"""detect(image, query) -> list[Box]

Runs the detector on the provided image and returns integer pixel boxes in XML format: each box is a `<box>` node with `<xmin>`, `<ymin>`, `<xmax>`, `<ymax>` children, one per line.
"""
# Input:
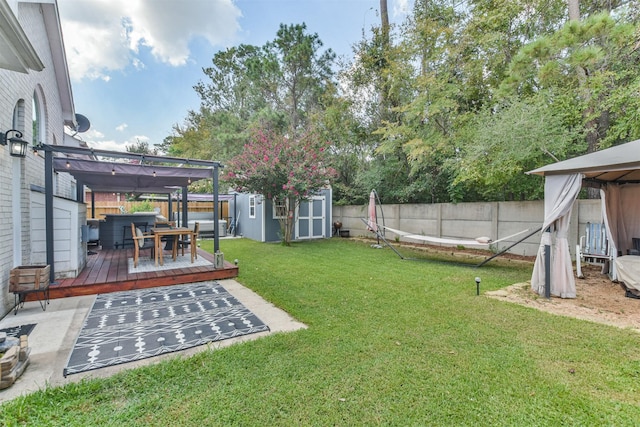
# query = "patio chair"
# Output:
<box><xmin>576</xmin><ymin>222</ymin><xmax>613</xmax><ymax>278</ymax></box>
<box><xmin>131</xmin><ymin>223</ymin><xmax>155</xmax><ymax>268</ymax></box>
<box><xmin>154</xmin><ymin>220</ymin><xmax>176</xmax><ymax>251</ymax></box>
<box><xmin>178</xmin><ymin>222</ymin><xmax>199</xmax><ymax>261</ymax></box>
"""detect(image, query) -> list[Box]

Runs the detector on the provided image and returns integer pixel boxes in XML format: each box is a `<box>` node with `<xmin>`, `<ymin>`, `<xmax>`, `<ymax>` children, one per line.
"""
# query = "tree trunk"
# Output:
<box><xmin>380</xmin><ymin>0</ymin><xmax>389</xmax><ymax>44</ymax></box>
<box><xmin>568</xmin><ymin>0</ymin><xmax>602</xmax><ymax>199</ymax></box>
<box><xmin>568</xmin><ymin>0</ymin><xmax>579</xmax><ymax>20</ymax></box>
<box><xmin>278</xmin><ymin>196</ymin><xmax>296</xmax><ymax>245</ymax></box>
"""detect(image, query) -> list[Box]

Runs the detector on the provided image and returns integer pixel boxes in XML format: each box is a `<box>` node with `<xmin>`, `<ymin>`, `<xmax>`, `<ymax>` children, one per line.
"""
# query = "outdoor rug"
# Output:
<box><xmin>63</xmin><ymin>282</ymin><xmax>269</xmax><ymax>376</ymax></box>
<box><xmin>127</xmin><ymin>254</ymin><xmax>212</xmax><ymax>274</ymax></box>
<box><xmin>0</xmin><ymin>324</ymin><xmax>36</xmax><ymax>338</ymax></box>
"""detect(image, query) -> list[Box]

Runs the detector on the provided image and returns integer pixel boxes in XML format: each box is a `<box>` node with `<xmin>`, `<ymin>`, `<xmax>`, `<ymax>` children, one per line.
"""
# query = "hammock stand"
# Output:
<box><xmin>362</xmin><ymin>218</ymin><xmax>541</xmax><ymax>268</ymax></box>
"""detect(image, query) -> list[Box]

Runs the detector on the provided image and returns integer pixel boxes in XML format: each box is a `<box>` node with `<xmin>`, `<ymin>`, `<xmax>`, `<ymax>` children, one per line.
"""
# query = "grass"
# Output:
<box><xmin>2</xmin><ymin>238</ymin><xmax>640</xmax><ymax>425</ymax></box>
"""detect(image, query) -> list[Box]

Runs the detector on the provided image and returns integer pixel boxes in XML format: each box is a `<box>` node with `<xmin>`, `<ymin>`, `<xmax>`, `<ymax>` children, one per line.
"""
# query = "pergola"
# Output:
<box><xmin>39</xmin><ymin>144</ymin><xmax>223</xmax><ymax>281</ymax></box>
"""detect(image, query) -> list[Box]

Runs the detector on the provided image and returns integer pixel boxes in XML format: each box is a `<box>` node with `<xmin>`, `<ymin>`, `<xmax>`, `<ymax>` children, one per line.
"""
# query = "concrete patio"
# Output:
<box><xmin>0</xmin><ymin>279</ymin><xmax>306</xmax><ymax>404</ymax></box>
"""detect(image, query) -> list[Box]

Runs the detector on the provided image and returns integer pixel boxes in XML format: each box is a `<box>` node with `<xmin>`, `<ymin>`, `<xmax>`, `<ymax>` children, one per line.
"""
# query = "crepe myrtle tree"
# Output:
<box><xmin>224</xmin><ymin>127</ymin><xmax>337</xmax><ymax>245</ymax></box>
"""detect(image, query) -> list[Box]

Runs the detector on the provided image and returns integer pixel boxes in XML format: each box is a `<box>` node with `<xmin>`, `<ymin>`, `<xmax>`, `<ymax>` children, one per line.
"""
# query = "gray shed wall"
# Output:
<box><xmin>235</xmin><ymin>188</ymin><xmax>333</xmax><ymax>243</ymax></box>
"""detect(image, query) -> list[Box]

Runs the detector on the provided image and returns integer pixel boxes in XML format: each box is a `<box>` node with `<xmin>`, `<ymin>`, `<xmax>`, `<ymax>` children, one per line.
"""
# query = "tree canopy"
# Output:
<box><xmin>163</xmin><ymin>1</ymin><xmax>640</xmax><ymax>204</ymax></box>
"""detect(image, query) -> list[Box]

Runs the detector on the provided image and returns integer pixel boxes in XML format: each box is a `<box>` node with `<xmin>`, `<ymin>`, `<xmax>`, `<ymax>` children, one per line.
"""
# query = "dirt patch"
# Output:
<box><xmin>486</xmin><ymin>264</ymin><xmax>640</xmax><ymax>333</ymax></box>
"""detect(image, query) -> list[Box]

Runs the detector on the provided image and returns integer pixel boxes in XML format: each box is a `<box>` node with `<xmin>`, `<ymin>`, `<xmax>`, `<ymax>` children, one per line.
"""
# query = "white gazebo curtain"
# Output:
<box><xmin>531</xmin><ymin>173</ymin><xmax>584</xmax><ymax>298</ymax></box>
<box><xmin>601</xmin><ymin>183</ymin><xmax>640</xmax><ymax>281</ymax></box>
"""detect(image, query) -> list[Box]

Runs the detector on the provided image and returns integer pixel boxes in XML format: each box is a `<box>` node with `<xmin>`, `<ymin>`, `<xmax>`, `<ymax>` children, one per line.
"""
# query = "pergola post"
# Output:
<box><xmin>44</xmin><ymin>148</ymin><xmax>55</xmax><ymax>282</ymax></box>
<box><xmin>213</xmin><ymin>165</ymin><xmax>220</xmax><ymax>253</ymax></box>
<box><xmin>181</xmin><ymin>186</ymin><xmax>188</xmax><ymax>227</ymax></box>
<box><xmin>91</xmin><ymin>191</ymin><xmax>95</xmax><ymax>218</ymax></box>
<box><xmin>76</xmin><ymin>180</ymin><xmax>84</xmax><ymax>203</ymax></box>
<box><xmin>167</xmin><ymin>192</ymin><xmax>173</xmax><ymax>224</ymax></box>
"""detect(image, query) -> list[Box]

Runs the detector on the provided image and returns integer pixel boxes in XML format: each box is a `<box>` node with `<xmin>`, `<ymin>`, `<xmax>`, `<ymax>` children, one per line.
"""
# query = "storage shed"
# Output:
<box><xmin>234</xmin><ymin>188</ymin><xmax>333</xmax><ymax>243</ymax></box>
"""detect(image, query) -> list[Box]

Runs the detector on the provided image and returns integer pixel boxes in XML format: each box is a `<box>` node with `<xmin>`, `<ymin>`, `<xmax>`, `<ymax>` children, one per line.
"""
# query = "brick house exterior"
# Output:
<box><xmin>0</xmin><ymin>0</ymin><xmax>81</xmax><ymax>317</ymax></box>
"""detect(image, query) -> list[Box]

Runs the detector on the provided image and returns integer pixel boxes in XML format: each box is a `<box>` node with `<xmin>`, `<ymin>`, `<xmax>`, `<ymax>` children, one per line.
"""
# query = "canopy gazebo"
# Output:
<box><xmin>527</xmin><ymin>139</ymin><xmax>640</xmax><ymax>298</ymax></box>
<box><xmin>40</xmin><ymin>144</ymin><xmax>223</xmax><ymax>281</ymax></box>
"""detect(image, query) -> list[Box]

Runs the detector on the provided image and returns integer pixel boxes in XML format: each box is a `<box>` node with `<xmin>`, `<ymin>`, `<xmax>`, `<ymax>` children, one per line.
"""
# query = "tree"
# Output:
<box><xmin>167</xmin><ymin>24</ymin><xmax>337</xmax><ymax>175</ymax></box>
<box><xmin>126</xmin><ymin>140</ymin><xmax>157</xmax><ymax>155</ymax></box>
<box><xmin>195</xmin><ymin>44</ymin><xmax>271</xmax><ymax>119</ymax></box>
<box><xmin>194</xmin><ymin>24</ymin><xmax>335</xmax><ymax>136</ymax></box>
<box><xmin>501</xmin><ymin>11</ymin><xmax>640</xmax><ymax>150</ymax></box>
<box><xmin>265</xmin><ymin>23</ymin><xmax>336</xmax><ymax>132</ymax></box>
<box><xmin>377</xmin><ymin>0</ymin><xmax>570</xmax><ymax>203</ymax></box>
<box><xmin>223</xmin><ymin>127</ymin><xmax>336</xmax><ymax>245</ymax></box>
<box><xmin>162</xmin><ymin>108</ymin><xmax>247</xmax><ymax>162</ymax></box>
<box><xmin>452</xmin><ymin>96</ymin><xmax>581</xmax><ymax>201</ymax></box>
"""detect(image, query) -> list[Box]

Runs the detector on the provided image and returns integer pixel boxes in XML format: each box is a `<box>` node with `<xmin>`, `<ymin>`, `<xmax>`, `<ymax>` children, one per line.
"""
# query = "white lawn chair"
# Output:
<box><xmin>576</xmin><ymin>222</ymin><xmax>613</xmax><ymax>278</ymax></box>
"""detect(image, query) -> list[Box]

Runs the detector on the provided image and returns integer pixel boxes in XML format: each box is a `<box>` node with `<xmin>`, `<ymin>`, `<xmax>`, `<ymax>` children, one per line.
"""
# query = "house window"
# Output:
<box><xmin>32</xmin><ymin>91</ymin><xmax>42</xmax><ymax>146</ymax></box>
<box><xmin>249</xmin><ymin>196</ymin><xmax>256</xmax><ymax>218</ymax></box>
<box><xmin>13</xmin><ymin>100</ymin><xmax>25</xmax><ymax>131</ymax></box>
<box><xmin>272</xmin><ymin>198</ymin><xmax>287</xmax><ymax>219</ymax></box>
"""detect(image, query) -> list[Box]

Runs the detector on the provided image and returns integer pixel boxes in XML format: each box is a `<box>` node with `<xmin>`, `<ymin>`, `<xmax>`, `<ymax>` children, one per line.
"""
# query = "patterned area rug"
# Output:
<box><xmin>0</xmin><ymin>324</ymin><xmax>36</xmax><ymax>340</ymax></box>
<box><xmin>128</xmin><ymin>254</ymin><xmax>212</xmax><ymax>273</ymax></box>
<box><xmin>64</xmin><ymin>282</ymin><xmax>269</xmax><ymax>376</ymax></box>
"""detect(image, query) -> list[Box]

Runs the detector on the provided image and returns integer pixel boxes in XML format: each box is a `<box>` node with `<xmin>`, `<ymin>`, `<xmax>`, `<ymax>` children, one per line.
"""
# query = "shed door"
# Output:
<box><xmin>296</xmin><ymin>196</ymin><xmax>325</xmax><ymax>240</ymax></box>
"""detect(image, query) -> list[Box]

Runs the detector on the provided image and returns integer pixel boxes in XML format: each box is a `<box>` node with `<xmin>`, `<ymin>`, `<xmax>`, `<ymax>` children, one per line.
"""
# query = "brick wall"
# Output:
<box><xmin>0</xmin><ymin>2</ymin><xmax>77</xmax><ymax>316</ymax></box>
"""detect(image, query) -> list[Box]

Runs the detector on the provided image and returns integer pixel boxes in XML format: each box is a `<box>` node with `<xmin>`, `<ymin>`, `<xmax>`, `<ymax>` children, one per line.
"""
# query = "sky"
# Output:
<box><xmin>57</xmin><ymin>0</ymin><xmax>412</xmax><ymax>152</ymax></box>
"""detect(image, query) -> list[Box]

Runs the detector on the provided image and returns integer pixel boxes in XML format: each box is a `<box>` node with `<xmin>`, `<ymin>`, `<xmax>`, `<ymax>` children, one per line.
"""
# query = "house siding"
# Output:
<box><xmin>0</xmin><ymin>1</ymin><xmax>79</xmax><ymax>316</ymax></box>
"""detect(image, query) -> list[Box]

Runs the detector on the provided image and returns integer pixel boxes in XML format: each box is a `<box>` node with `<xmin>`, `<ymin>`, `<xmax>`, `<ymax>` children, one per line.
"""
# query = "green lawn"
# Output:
<box><xmin>2</xmin><ymin>238</ymin><xmax>640</xmax><ymax>426</ymax></box>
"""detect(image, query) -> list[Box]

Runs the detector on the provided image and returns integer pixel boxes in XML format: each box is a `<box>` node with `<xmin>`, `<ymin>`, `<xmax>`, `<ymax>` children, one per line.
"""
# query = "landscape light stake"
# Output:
<box><xmin>475</xmin><ymin>277</ymin><xmax>481</xmax><ymax>296</ymax></box>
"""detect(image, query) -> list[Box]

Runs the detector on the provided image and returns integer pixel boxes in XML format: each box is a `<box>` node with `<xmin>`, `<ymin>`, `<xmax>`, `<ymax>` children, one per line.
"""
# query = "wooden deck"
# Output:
<box><xmin>31</xmin><ymin>247</ymin><xmax>239</xmax><ymax>300</ymax></box>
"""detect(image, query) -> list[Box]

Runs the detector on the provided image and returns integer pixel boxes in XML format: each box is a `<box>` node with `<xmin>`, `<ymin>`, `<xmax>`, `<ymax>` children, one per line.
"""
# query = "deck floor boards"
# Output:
<box><xmin>30</xmin><ymin>247</ymin><xmax>238</xmax><ymax>300</ymax></box>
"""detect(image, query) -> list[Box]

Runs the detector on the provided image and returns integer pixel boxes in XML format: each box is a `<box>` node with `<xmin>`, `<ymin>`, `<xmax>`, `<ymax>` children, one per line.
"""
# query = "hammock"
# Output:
<box><xmin>361</xmin><ymin>218</ymin><xmax>542</xmax><ymax>267</ymax></box>
<box><xmin>380</xmin><ymin>224</ymin><xmax>536</xmax><ymax>247</ymax></box>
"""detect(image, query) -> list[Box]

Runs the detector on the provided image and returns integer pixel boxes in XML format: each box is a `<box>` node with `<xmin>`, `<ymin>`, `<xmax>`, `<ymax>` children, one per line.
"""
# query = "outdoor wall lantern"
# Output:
<box><xmin>0</xmin><ymin>129</ymin><xmax>29</xmax><ymax>158</ymax></box>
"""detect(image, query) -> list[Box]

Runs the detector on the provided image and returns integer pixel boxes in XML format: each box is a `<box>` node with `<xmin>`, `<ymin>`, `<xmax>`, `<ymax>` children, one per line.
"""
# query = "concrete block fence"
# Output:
<box><xmin>332</xmin><ymin>200</ymin><xmax>602</xmax><ymax>259</ymax></box>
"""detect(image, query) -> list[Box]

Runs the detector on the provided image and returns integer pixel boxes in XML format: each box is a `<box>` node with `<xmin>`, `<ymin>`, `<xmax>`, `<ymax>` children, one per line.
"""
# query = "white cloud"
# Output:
<box><xmin>129</xmin><ymin>135</ymin><xmax>150</xmax><ymax>144</ymax></box>
<box><xmin>78</xmin><ymin>127</ymin><xmax>128</xmax><ymax>152</ymax></box>
<box><xmin>393</xmin><ymin>0</ymin><xmax>412</xmax><ymax>17</ymax></box>
<box><xmin>84</xmin><ymin>128</ymin><xmax>105</xmax><ymax>140</ymax></box>
<box><xmin>116</xmin><ymin>123</ymin><xmax>128</xmax><ymax>132</ymax></box>
<box><xmin>58</xmin><ymin>0</ymin><xmax>242</xmax><ymax>81</ymax></box>
<box><xmin>86</xmin><ymin>139</ymin><xmax>128</xmax><ymax>152</ymax></box>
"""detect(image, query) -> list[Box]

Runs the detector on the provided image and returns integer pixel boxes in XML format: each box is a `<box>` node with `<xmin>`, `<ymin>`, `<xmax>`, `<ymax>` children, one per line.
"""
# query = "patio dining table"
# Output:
<box><xmin>150</xmin><ymin>227</ymin><xmax>194</xmax><ymax>266</ymax></box>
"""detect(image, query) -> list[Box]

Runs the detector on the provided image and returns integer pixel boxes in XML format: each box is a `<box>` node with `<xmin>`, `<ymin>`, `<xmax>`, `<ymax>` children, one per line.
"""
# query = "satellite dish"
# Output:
<box><xmin>75</xmin><ymin>114</ymin><xmax>91</xmax><ymax>133</ymax></box>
